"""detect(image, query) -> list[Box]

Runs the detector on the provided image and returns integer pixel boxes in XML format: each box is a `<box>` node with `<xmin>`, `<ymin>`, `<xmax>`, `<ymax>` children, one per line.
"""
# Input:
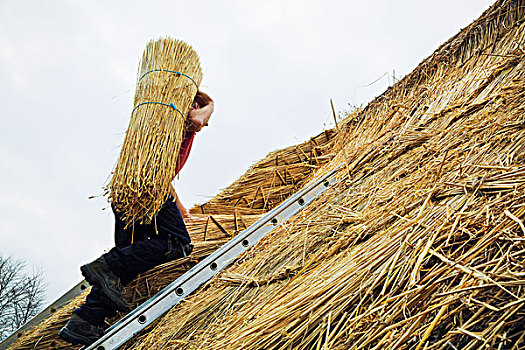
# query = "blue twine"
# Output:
<box><xmin>132</xmin><ymin>101</ymin><xmax>184</xmax><ymax>118</ymax></box>
<box><xmin>138</xmin><ymin>69</ymin><xmax>199</xmax><ymax>88</ymax></box>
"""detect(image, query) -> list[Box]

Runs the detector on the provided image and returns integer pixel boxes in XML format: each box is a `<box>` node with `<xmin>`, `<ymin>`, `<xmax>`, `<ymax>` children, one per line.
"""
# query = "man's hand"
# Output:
<box><xmin>187</xmin><ymin>91</ymin><xmax>214</xmax><ymax>132</ymax></box>
<box><xmin>170</xmin><ymin>184</ymin><xmax>205</xmax><ymax>222</ymax></box>
<box><xmin>179</xmin><ymin>207</ymin><xmax>203</xmax><ymax>222</ymax></box>
<box><xmin>179</xmin><ymin>204</ymin><xmax>205</xmax><ymax>222</ymax></box>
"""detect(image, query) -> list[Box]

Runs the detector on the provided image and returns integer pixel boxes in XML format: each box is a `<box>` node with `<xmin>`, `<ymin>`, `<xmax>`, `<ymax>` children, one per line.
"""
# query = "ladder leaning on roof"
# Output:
<box><xmin>0</xmin><ymin>163</ymin><xmax>342</xmax><ymax>350</ymax></box>
<box><xmin>86</xmin><ymin>164</ymin><xmax>343</xmax><ymax>350</ymax></box>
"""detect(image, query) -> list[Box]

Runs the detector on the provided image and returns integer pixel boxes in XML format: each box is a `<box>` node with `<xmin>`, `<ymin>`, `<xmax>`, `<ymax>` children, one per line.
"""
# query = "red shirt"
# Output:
<box><xmin>175</xmin><ymin>131</ymin><xmax>195</xmax><ymax>175</ymax></box>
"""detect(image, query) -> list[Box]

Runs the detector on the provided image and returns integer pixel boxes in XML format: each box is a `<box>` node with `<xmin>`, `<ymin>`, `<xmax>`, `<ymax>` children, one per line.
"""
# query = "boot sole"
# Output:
<box><xmin>81</xmin><ymin>264</ymin><xmax>130</xmax><ymax>312</ymax></box>
<box><xmin>58</xmin><ymin>327</ymin><xmax>97</xmax><ymax>346</ymax></box>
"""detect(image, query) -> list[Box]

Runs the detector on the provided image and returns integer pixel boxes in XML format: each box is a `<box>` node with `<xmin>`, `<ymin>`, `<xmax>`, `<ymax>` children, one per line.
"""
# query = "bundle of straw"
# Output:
<box><xmin>108</xmin><ymin>38</ymin><xmax>202</xmax><ymax>226</ymax></box>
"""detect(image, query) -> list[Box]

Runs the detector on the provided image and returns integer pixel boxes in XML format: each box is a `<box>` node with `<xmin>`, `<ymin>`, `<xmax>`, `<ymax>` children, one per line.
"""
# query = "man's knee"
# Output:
<box><xmin>164</xmin><ymin>237</ymin><xmax>193</xmax><ymax>260</ymax></box>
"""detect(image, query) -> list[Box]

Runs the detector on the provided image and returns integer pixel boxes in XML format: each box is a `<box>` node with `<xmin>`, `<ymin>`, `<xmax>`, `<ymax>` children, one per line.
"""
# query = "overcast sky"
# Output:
<box><xmin>0</xmin><ymin>0</ymin><xmax>494</xmax><ymax>304</ymax></box>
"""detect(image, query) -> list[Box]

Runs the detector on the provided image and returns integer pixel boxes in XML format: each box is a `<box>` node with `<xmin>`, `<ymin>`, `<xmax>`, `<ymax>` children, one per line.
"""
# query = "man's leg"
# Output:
<box><xmin>104</xmin><ymin>195</ymin><xmax>191</xmax><ymax>282</ymax></box>
<box><xmin>80</xmin><ymin>255</ymin><xmax>129</xmax><ymax>312</ymax></box>
<box><xmin>77</xmin><ymin>206</ymin><xmax>153</xmax><ymax>313</ymax></box>
<box><xmin>155</xmin><ymin>196</ymin><xmax>191</xmax><ymax>245</ymax></box>
<box><xmin>60</xmin><ymin>197</ymin><xmax>191</xmax><ymax>345</ymax></box>
<box><xmin>59</xmin><ymin>208</ymin><xmax>144</xmax><ymax>345</ymax></box>
<box><xmin>58</xmin><ymin>286</ymin><xmax>109</xmax><ymax>345</ymax></box>
<box><xmin>104</xmin><ymin>236</ymin><xmax>187</xmax><ymax>281</ymax></box>
<box><xmin>74</xmin><ymin>285</ymin><xmax>117</xmax><ymax>324</ymax></box>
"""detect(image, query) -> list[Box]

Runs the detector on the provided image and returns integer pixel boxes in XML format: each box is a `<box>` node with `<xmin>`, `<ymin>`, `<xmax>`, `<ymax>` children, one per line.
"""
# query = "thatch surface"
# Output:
<box><xmin>116</xmin><ymin>0</ymin><xmax>525</xmax><ymax>349</ymax></box>
<box><xmin>109</xmin><ymin>38</ymin><xmax>202</xmax><ymax>226</ymax></box>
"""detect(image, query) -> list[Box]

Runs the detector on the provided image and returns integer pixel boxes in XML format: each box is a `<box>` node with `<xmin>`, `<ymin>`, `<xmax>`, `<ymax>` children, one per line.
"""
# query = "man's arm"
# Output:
<box><xmin>170</xmin><ymin>183</ymin><xmax>199</xmax><ymax>221</ymax></box>
<box><xmin>170</xmin><ymin>91</ymin><xmax>213</xmax><ymax>222</ymax></box>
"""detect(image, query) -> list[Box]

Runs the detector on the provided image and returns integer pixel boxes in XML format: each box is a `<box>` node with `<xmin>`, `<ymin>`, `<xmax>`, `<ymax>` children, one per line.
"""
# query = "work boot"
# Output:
<box><xmin>80</xmin><ymin>256</ymin><xmax>130</xmax><ymax>312</ymax></box>
<box><xmin>58</xmin><ymin>313</ymin><xmax>104</xmax><ymax>346</ymax></box>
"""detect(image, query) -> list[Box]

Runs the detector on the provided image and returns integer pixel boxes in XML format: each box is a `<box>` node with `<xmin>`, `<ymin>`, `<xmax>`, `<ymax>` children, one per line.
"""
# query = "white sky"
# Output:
<box><xmin>0</xmin><ymin>0</ymin><xmax>494</xmax><ymax>304</ymax></box>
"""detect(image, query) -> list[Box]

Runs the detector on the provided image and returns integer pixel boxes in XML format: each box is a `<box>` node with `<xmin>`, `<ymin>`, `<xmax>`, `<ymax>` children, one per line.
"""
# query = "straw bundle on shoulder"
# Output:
<box><xmin>108</xmin><ymin>38</ymin><xmax>202</xmax><ymax>226</ymax></box>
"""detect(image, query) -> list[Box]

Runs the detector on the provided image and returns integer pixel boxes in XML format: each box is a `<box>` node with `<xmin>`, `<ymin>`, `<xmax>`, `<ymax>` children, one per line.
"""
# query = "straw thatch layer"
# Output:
<box><xmin>114</xmin><ymin>0</ymin><xmax>525</xmax><ymax>349</ymax></box>
<box><xmin>109</xmin><ymin>38</ymin><xmax>202</xmax><ymax>226</ymax></box>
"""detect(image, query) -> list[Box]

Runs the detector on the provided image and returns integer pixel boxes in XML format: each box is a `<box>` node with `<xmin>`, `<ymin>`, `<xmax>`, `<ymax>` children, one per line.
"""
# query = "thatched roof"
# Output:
<box><xmin>9</xmin><ymin>0</ymin><xmax>525</xmax><ymax>348</ymax></box>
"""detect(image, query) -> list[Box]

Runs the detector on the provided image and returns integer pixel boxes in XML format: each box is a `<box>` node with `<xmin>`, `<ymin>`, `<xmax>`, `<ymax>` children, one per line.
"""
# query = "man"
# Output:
<box><xmin>59</xmin><ymin>91</ymin><xmax>214</xmax><ymax>346</ymax></box>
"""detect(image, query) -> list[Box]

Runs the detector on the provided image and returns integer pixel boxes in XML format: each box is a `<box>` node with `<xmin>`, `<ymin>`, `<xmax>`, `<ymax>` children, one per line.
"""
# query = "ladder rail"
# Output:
<box><xmin>0</xmin><ymin>280</ymin><xmax>90</xmax><ymax>350</ymax></box>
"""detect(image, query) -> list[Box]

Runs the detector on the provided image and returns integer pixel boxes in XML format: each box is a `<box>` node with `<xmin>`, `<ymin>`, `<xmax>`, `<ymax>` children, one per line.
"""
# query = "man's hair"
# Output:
<box><xmin>193</xmin><ymin>90</ymin><xmax>213</xmax><ymax>108</ymax></box>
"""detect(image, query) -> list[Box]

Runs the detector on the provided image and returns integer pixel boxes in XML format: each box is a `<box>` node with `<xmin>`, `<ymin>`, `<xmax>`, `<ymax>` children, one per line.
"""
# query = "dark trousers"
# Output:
<box><xmin>74</xmin><ymin>196</ymin><xmax>190</xmax><ymax>326</ymax></box>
